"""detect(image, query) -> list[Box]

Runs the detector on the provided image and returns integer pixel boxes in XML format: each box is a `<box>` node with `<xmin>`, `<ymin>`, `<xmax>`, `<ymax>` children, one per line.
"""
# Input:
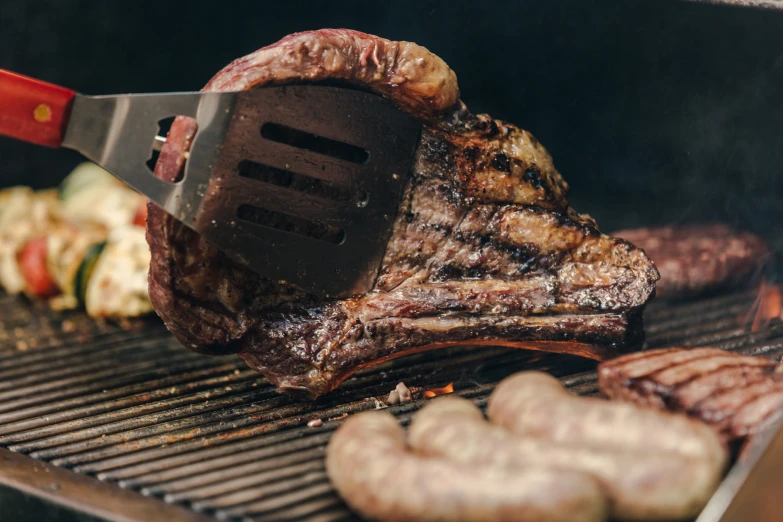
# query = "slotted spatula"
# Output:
<box><xmin>0</xmin><ymin>69</ymin><xmax>421</xmax><ymax>297</ymax></box>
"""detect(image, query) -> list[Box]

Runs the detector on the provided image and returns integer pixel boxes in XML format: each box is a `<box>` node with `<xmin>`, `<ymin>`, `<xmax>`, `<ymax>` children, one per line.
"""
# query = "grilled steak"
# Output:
<box><xmin>613</xmin><ymin>225</ymin><xmax>769</xmax><ymax>299</ymax></box>
<box><xmin>147</xmin><ymin>29</ymin><xmax>658</xmax><ymax>398</ymax></box>
<box><xmin>598</xmin><ymin>347</ymin><xmax>783</xmax><ymax>442</ymax></box>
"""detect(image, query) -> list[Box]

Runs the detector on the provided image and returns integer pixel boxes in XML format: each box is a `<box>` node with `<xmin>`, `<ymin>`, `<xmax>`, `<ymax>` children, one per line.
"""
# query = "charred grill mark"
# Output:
<box><xmin>619</xmin><ymin>352</ymin><xmax>721</xmax><ymax>407</ymax></box>
<box><xmin>400</xmin><ymin>210</ymin><xmax>455</xmax><ymax>235</ymax></box>
<box><xmin>525</xmin><ymin>166</ymin><xmax>543</xmax><ymax>190</ymax></box>
<box><xmin>484</xmin><ymin>120</ymin><xmax>501</xmax><ymax>137</ymax></box>
<box><xmin>601</xmin><ymin>348</ymin><xmax>782</xmax><ymax>441</ymax></box>
<box><xmin>675</xmin><ymin>365</ymin><xmax>771</xmax><ymax>412</ymax></box>
<box><xmin>491</xmin><ymin>153</ymin><xmax>511</xmax><ymax>172</ymax></box>
<box><xmin>452</xmin><ymin>230</ymin><xmax>492</xmax><ymax>247</ymax></box>
<box><xmin>422</xmin><ymin>128</ymin><xmax>451</xmax><ymax>160</ymax></box>
<box><xmin>691</xmin><ymin>382</ymin><xmax>782</xmax><ymax>433</ymax></box>
<box><xmin>430</xmin><ymin>264</ymin><xmax>464</xmax><ymax>282</ymax></box>
<box><xmin>617</xmin><ymin>349</ymin><xmax>719</xmax><ymax>380</ymax></box>
<box><xmin>465</xmin><ymin>117</ymin><xmax>501</xmax><ymax>137</ymax></box>
<box><xmin>498</xmin><ymin>242</ymin><xmax>541</xmax><ymax>267</ymax></box>
<box><xmin>651</xmin><ymin>358</ymin><xmax>765</xmax><ymax>388</ymax></box>
<box><xmin>429</xmin><ymin>264</ymin><xmax>489</xmax><ymax>282</ymax></box>
<box><xmin>690</xmin><ymin>376</ymin><xmax>776</xmax><ymax>419</ymax></box>
<box><xmin>732</xmin><ymin>391</ymin><xmax>783</xmax><ymax>436</ymax></box>
<box><xmin>421</xmin><ymin>140</ymin><xmax>466</xmax><ymax>207</ymax></box>
<box><xmin>385</xmin><ymin>252</ymin><xmax>442</xmax><ymax>271</ymax></box>
<box><xmin>440</xmin><ymin>230</ymin><xmax>540</xmax><ymax>278</ymax></box>
<box><xmin>418</xmin><ymin>221</ymin><xmax>452</xmax><ymax>233</ymax></box>
<box><xmin>462</xmin><ymin>145</ymin><xmax>480</xmax><ymax>160</ymax></box>
<box><xmin>451</xmin><ymin>135</ymin><xmax>557</xmax><ymax>207</ymax></box>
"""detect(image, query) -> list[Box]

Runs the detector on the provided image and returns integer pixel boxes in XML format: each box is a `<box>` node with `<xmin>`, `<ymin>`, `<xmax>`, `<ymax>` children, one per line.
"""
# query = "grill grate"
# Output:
<box><xmin>0</xmin><ymin>288</ymin><xmax>780</xmax><ymax>522</ymax></box>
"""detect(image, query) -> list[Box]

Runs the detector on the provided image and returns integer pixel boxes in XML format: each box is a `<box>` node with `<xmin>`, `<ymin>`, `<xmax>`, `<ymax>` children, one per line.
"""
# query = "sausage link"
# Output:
<box><xmin>326</xmin><ymin>410</ymin><xmax>607</xmax><ymax>522</ymax></box>
<box><xmin>410</xmin><ymin>397</ymin><xmax>725</xmax><ymax>521</ymax></box>
<box><xmin>487</xmin><ymin>371</ymin><xmax>727</xmax><ymax>462</ymax></box>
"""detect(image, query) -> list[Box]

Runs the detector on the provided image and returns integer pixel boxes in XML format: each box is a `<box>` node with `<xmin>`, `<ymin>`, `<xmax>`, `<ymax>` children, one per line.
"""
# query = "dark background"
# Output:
<box><xmin>1</xmin><ymin>0</ymin><xmax>782</xmax><ymax>241</ymax></box>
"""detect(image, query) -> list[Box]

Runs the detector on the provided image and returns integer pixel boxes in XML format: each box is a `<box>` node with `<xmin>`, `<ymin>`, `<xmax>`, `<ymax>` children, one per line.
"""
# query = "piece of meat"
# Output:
<box><xmin>410</xmin><ymin>396</ymin><xmax>725</xmax><ymax>521</ymax></box>
<box><xmin>326</xmin><ymin>410</ymin><xmax>607</xmax><ymax>522</ymax></box>
<box><xmin>598</xmin><ymin>347</ymin><xmax>783</xmax><ymax>442</ymax></box>
<box><xmin>487</xmin><ymin>371</ymin><xmax>725</xmax><ymax>461</ymax></box>
<box><xmin>613</xmin><ymin>224</ymin><xmax>769</xmax><ymax>299</ymax></box>
<box><xmin>147</xmin><ymin>29</ymin><xmax>658</xmax><ymax>398</ymax></box>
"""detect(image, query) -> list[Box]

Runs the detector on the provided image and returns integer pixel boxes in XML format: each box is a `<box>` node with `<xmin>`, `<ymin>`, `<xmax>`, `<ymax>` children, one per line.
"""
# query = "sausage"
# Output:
<box><xmin>410</xmin><ymin>397</ymin><xmax>725</xmax><ymax>521</ymax></box>
<box><xmin>326</xmin><ymin>410</ymin><xmax>607</xmax><ymax>522</ymax></box>
<box><xmin>487</xmin><ymin>371</ymin><xmax>727</xmax><ymax>462</ymax></box>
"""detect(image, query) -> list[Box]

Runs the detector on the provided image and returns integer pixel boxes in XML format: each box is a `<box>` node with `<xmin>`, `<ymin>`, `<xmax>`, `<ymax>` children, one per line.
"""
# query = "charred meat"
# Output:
<box><xmin>613</xmin><ymin>225</ymin><xmax>769</xmax><ymax>299</ymax></box>
<box><xmin>147</xmin><ymin>29</ymin><xmax>658</xmax><ymax>398</ymax></box>
<box><xmin>598</xmin><ymin>347</ymin><xmax>783</xmax><ymax>443</ymax></box>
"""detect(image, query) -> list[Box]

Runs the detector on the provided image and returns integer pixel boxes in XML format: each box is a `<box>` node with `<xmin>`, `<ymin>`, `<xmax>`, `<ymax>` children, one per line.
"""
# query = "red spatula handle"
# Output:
<box><xmin>0</xmin><ymin>69</ymin><xmax>76</xmax><ymax>148</ymax></box>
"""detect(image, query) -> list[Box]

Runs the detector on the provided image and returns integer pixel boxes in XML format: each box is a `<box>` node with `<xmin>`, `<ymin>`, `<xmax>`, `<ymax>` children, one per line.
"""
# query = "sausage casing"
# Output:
<box><xmin>326</xmin><ymin>410</ymin><xmax>606</xmax><ymax>522</ymax></box>
<box><xmin>487</xmin><ymin>371</ymin><xmax>726</xmax><ymax>462</ymax></box>
<box><xmin>411</xmin><ymin>396</ymin><xmax>725</xmax><ymax>521</ymax></box>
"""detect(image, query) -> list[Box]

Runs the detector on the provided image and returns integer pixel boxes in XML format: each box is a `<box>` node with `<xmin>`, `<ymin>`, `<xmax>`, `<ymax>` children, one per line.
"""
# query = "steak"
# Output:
<box><xmin>613</xmin><ymin>225</ymin><xmax>769</xmax><ymax>299</ymax></box>
<box><xmin>147</xmin><ymin>29</ymin><xmax>658</xmax><ymax>398</ymax></box>
<box><xmin>598</xmin><ymin>347</ymin><xmax>783</xmax><ymax>442</ymax></box>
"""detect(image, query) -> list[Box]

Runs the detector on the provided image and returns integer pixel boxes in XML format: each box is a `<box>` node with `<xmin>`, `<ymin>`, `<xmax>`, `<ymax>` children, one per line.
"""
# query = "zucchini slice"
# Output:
<box><xmin>46</xmin><ymin>225</ymin><xmax>107</xmax><ymax>299</ymax></box>
<box><xmin>74</xmin><ymin>241</ymin><xmax>107</xmax><ymax>306</ymax></box>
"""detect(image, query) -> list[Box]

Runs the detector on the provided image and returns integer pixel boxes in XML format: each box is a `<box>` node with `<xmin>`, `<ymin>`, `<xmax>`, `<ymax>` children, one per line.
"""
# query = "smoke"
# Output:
<box><xmin>517</xmin><ymin>0</ymin><xmax>783</xmax><ymax>256</ymax></box>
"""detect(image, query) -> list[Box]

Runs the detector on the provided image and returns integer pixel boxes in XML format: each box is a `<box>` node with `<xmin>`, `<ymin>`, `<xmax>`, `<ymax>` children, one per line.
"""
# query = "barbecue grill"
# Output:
<box><xmin>2</xmin><ymin>0</ymin><xmax>783</xmax><ymax>520</ymax></box>
<box><xmin>0</xmin><ymin>289</ymin><xmax>779</xmax><ymax>522</ymax></box>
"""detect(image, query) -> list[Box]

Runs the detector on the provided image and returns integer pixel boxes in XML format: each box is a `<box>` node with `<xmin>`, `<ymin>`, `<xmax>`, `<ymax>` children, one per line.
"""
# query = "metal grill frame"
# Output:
<box><xmin>0</xmin><ymin>289</ymin><xmax>779</xmax><ymax>522</ymax></box>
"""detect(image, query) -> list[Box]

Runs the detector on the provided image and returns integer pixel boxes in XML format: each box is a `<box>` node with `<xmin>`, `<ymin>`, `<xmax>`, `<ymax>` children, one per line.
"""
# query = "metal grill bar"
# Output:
<box><xmin>3</xmin><ymin>376</ymin><xmax>262</xmax><ymax>448</ymax></box>
<box><xmin>0</xmin><ymin>364</ymin><xmax>253</xmax><ymax>431</ymax></box>
<box><xmin>0</xmin><ymin>288</ymin><xmax>780</xmax><ymax>522</ymax></box>
<box><xmin>0</xmin><ymin>358</ymin><xmax>221</xmax><ymax>416</ymax></box>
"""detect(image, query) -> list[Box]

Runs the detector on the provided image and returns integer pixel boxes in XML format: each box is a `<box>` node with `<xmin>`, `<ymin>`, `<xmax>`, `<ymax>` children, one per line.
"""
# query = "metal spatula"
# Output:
<box><xmin>697</xmin><ymin>410</ymin><xmax>783</xmax><ymax>522</ymax></box>
<box><xmin>0</xmin><ymin>69</ymin><xmax>421</xmax><ymax>297</ymax></box>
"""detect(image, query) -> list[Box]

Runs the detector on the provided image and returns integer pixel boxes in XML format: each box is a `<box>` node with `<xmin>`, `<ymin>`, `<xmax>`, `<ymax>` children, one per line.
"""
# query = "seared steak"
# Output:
<box><xmin>598</xmin><ymin>347</ymin><xmax>783</xmax><ymax>442</ymax></box>
<box><xmin>147</xmin><ymin>29</ymin><xmax>658</xmax><ymax>398</ymax></box>
<box><xmin>613</xmin><ymin>225</ymin><xmax>769</xmax><ymax>299</ymax></box>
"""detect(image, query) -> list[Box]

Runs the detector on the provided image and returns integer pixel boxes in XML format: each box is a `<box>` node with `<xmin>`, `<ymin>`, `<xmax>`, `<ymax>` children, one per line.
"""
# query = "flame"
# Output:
<box><xmin>744</xmin><ymin>280</ymin><xmax>782</xmax><ymax>333</ymax></box>
<box><xmin>423</xmin><ymin>383</ymin><xmax>455</xmax><ymax>399</ymax></box>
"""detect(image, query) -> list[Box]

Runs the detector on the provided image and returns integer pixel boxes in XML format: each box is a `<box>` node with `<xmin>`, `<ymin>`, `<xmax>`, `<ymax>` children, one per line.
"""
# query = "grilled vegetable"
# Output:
<box><xmin>2</xmin><ymin>163</ymin><xmax>153</xmax><ymax>318</ymax></box>
<box><xmin>83</xmin><ymin>226</ymin><xmax>152</xmax><ymax>318</ymax></box>
<box><xmin>60</xmin><ymin>162</ymin><xmax>145</xmax><ymax>230</ymax></box>
<box><xmin>58</xmin><ymin>162</ymin><xmax>118</xmax><ymax>202</ymax></box>
<box><xmin>19</xmin><ymin>237</ymin><xmax>59</xmax><ymax>297</ymax></box>
<box><xmin>132</xmin><ymin>203</ymin><xmax>148</xmax><ymax>227</ymax></box>
<box><xmin>74</xmin><ymin>241</ymin><xmax>107</xmax><ymax>306</ymax></box>
<box><xmin>0</xmin><ymin>186</ymin><xmax>35</xmax><ymax>231</ymax></box>
<box><xmin>45</xmin><ymin>224</ymin><xmax>108</xmax><ymax>310</ymax></box>
<box><xmin>0</xmin><ymin>189</ymin><xmax>61</xmax><ymax>295</ymax></box>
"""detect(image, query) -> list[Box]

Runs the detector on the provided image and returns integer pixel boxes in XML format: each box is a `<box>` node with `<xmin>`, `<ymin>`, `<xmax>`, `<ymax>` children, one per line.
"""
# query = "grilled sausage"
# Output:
<box><xmin>326</xmin><ymin>410</ymin><xmax>607</xmax><ymax>522</ymax></box>
<box><xmin>487</xmin><ymin>371</ymin><xmax>727</xmax><ymax>462</ymax></box>
<box><xmin>410</xmin><ymin>397</ymin><xmax>725</xmax><ymax>521</ymax></box>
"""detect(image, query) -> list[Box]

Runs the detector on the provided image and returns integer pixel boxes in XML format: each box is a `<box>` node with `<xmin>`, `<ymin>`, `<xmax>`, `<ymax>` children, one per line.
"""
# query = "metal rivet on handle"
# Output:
<box><xmin>33</xmin><ymin>104</ymin><xmax>52</xmax><ymax>123</ymax></box>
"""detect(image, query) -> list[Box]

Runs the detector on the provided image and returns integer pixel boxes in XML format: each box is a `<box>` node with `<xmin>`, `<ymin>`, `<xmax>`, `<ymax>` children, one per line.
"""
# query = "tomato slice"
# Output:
<box><xmin>19</xmin><ymin>237</ymin><xmax>59</xmax><ymax>297</ymax></box>
<box><xmin>132</xmin><ymin>202</ymin><xmax>148</xmax><ymax>227</ymax></box>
